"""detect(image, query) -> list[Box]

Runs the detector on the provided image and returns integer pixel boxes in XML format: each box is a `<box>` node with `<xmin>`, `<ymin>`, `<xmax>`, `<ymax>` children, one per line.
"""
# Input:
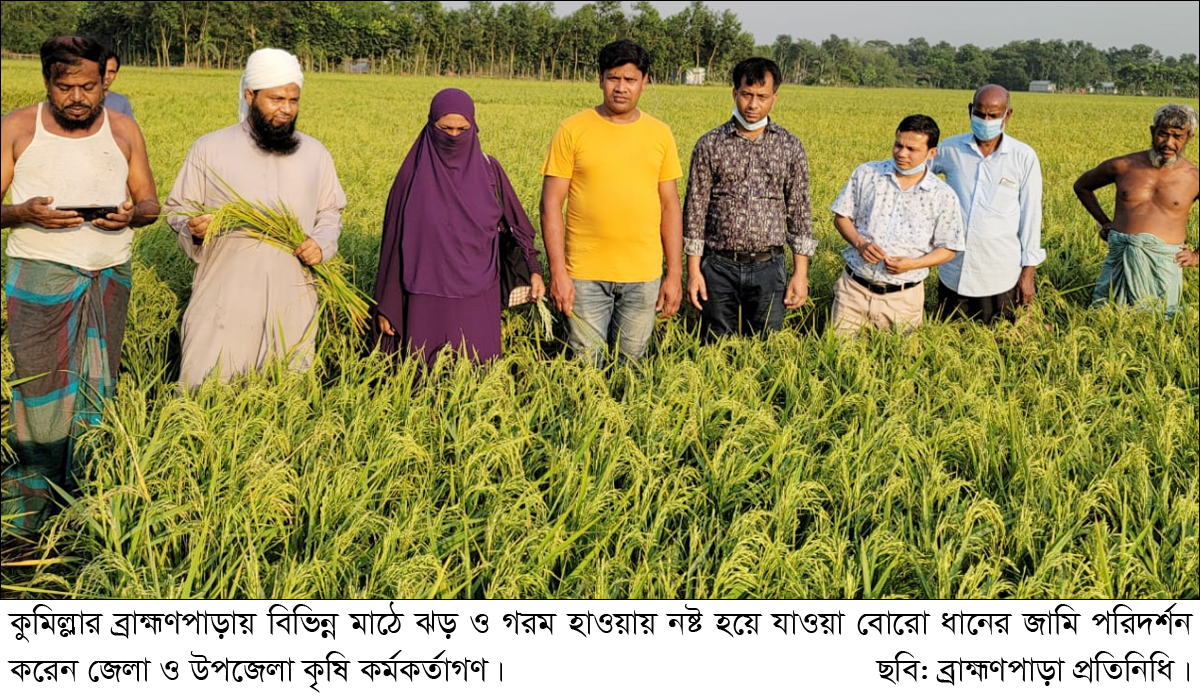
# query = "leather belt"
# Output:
<box><xmin>709</xmin><ymin>246</ymin><xmax>783</xmax><ymax>264</ymax></box>
<box><xmin>845</xmin><ymin>265</ymin><xmax>921</xmax><ymax>294</ymax></box>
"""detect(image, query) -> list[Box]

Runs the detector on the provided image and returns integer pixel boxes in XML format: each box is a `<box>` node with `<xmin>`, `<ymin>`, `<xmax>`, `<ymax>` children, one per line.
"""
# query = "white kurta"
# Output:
<box><xmin>166</xmin><ymin>122</ymin><xmax>346</xmax><ymax>388</ymax></box>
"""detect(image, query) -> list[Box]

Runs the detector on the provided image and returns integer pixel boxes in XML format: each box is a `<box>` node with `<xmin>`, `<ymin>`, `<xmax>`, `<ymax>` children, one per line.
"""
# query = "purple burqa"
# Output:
<box><xmin>373</xmin><ymin>88</ymin><xmax>541</xmax><ymax>363</ymax></box>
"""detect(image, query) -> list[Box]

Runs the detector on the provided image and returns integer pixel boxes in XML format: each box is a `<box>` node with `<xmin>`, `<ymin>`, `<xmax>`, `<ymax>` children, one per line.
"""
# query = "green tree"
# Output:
<box><xmin>988</xmin><ymin>42</ymin><xmax>1031</xmax><ymax>92</ymax></box>
<box><xmin>630</xmin><ymin>1</ymin><xmax>673</xmax><ymax>82</ymax></box>
<box><xmin>18</xmin><ymin>0</ymin><xmax>1194</xmax><ymax>93</ymax></box>
<box><xmin>564</xmin><ymin>4</ymin><xmax>603</xmax><ymax>81</ymax></box>
<box><xmin>952</xmin><ymin>44</ymin><xmax>991</xmax><ymax>90</ymax></box>
<box><xmin>394</xmin><ymin>1</ymin><xmax>447</xmax><ymax>75</ymax></box>
<box><xmin>1</xmin><ymin>1</ymin><xmax>84</xmax><ymax>54</ymax></box>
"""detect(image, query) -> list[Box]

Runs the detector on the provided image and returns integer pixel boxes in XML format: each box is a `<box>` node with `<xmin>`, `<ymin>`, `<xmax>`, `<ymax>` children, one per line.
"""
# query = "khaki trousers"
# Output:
<box><xmin>831</xmin><ymin>271</ymin><xmax>925</xmax><ymax>336</ymax></box>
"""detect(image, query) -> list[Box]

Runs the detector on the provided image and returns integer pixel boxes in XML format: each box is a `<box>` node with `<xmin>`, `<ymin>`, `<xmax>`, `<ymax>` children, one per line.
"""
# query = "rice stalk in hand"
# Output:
<box><xmin>535</xmin><ymin>297</ymin><xmax>554</xmax><ymax>341</ymax></box>
<box><xmin>195</xmin><ymin>193</ymin><xmax>370</xmax><ymax>334</ymax></box>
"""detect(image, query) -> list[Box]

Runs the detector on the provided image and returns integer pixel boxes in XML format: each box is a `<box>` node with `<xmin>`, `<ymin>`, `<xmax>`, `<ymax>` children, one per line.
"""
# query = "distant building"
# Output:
<box><xmin>1028</xmin><ymin>80</ymin><xmax>1056</xmax><ymax>93</ymax></box>
<box><xmin>683</xmin><ymin>67</ymin><xmax>706</xmax><ymax>86</ymax></box>
<box><xmin>1098</xmin><ymin>82</ymin><xmax>1117</xmax><ymax>94</ymax></box>
<box><xmin>347</xmin><ymin>60</ymin><xmax>370</xmax><ymax>74</ymax></box>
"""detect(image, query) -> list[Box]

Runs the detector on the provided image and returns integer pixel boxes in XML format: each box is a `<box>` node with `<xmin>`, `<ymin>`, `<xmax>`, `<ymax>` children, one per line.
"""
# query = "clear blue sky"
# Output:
<box><xmin>444</xmin><ymin>1</ymin><xmax>1200</xmax><ymax>58</ymax></box>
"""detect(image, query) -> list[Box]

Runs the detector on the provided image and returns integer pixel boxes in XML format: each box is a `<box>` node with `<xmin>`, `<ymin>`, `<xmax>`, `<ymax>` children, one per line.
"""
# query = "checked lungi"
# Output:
<box><xmin>1092</xmin><ymin>231</ymin><xmax>1184</xmax><ymax>318</ymax></box>
<box><xmin>3</xmin><ymin>258</ymin><xmax>131</xmax><ymax>535</ymax></box>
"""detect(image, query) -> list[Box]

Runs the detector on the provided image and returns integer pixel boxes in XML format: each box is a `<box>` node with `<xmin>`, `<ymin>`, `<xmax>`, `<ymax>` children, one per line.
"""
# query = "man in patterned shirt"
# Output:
<box><xmin>684</xmin><ymin>57</ymin><xmax>815</xmax><ymax>339</ymax></box>
<box><xmin>831</xmin><ymin>114</ymin><xmax>965</xmax><ymax>336</ymax></box>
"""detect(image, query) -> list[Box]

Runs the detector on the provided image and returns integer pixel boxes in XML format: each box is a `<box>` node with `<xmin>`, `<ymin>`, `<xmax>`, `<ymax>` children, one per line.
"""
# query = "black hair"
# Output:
<box><xmin>731</xmin><ymin>57</ymin><xmax>781</xmax><ymax>92</ymax></box>
<box><xmin>40</xmin><ymin>35</ymin><xmax>107</xmax><ymax>82</ymax></box>
<box><xmin>897</xmin><ymin>114</ymin><xmax>940</xmax><ymax>148</ymax></box>
<box><xmin>598</xmin><ymin>40</ymin><xmax>651</xmax><ymax>77</ymax></box>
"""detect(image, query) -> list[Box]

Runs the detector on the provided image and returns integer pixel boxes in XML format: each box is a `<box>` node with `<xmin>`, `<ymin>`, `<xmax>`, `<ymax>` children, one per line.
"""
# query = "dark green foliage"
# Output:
<box><xmin>0</xmin><ymin>2</ymin><xmax>1191</xmax><ymax>96</ymax></box>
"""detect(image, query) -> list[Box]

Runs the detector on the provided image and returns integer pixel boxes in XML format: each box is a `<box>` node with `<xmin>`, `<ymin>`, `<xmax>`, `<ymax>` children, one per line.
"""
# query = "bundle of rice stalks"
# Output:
<box><xmin>534</xmin><ymin>297</ymin><xmax>554</xmax><ymax>340</ymax></box>
<box><xmin>195</xmin><ymin>192</ymin><xmax>371</xmax><ymax>334</ymax></box>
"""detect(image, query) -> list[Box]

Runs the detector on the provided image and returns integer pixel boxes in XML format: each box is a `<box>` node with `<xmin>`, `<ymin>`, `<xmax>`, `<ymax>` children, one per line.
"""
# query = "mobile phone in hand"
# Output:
<box><xmin>56</xmin><ymin>205</ymin><xmax>119</xmax><ymax>219</ymax></box>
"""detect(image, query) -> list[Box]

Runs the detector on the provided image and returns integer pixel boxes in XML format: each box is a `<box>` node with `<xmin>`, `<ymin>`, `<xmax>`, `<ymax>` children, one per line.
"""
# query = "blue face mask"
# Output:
<box><xmin>971</xmin><ymin>115</ymin><xmax>1005</xmax><ymax>141</ymax></box>
<box><xmin>894</xmin><ymin>160</ymin><xmax>926</xmax><ymax>176</ymax></box>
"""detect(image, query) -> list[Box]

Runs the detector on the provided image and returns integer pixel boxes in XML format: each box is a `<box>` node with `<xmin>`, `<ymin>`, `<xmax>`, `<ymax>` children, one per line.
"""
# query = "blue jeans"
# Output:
<box><xmin>699</xmin><ymin>252</ymin><xmax>787</xmax><ymax>339</ymax></box>
<box><xmin>569</xmin><ymin>278</ymin><xmax>661</xmax><ymax>364</ymax></box>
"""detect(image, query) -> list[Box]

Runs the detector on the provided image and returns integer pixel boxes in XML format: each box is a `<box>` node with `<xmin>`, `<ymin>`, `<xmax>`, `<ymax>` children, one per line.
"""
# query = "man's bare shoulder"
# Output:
<box><xmin>1085</xmin><ymin>151</ymin><xmax>1147</xmax><ymax>182</ymax></box>
<box><xmin>105</xmin><ymin>110</ymin><xmax>146</xmax><ymax>153</ymax></box>
<box><xmin>0</xmin><ymin>104</ymin><xmax>39</xmax><ymax>134</ymax></box>
<box><xmin>2</xmin><ymin>106</ymin><xmax>40</xmax><ymax>161</ymax></box>
<box><xmin>1114</xmin><ymin>151</ymin><xmax>1199</xmax><ymax>180</ymax></box>
<box><xmin>1172</xmin><ymin>157</ymin><xmax>1200</xmax><ymax>196</ymax></box>
<box><xmin>1107</xmin><ymin>150</ymin><xmax>1149</xmax><ymax>170</ymax></box>
<box><xmin>105</xmin><ymin>109</ymin><xmax>139</xmax><ymax>137</ymax></box>
<box><xmin>1173</xmin><ymin>156</ymin><xmax>1199</xmax><ymax>177</ymax></box>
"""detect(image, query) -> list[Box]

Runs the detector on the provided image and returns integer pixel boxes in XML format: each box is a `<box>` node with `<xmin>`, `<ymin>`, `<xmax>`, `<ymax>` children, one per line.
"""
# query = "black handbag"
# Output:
<box><xmin>485</xmin><ymin>154</ymin><xmax>534</xmax><ymax>307</ymax></box>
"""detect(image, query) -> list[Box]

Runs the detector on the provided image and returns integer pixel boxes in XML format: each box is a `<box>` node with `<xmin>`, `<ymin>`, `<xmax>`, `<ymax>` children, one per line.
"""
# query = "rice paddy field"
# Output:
<box><xmin>1</xmin><ymin>60</ymin><xmax>1197</xmax><ymax>599</ymax></box>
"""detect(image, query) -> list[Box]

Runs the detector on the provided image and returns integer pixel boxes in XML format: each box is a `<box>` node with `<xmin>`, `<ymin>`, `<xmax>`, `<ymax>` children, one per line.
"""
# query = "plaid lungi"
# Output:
<box><xmin>1092</xmin><ymin>231</ymin><xmax>1184</xmax><ymax>318</ymax></box>
<box><xmin>3</xmin><ymin>258</ymin><xmax>131</xmax><ymax>535</ymax></box>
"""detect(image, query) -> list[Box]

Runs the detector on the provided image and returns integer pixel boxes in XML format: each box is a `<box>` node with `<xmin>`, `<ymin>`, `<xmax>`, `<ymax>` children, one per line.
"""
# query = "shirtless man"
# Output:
<box><xmin>1074</xmin><ymin>104</ymin><xmax>1198</xmax><ymax>316</ymax></box>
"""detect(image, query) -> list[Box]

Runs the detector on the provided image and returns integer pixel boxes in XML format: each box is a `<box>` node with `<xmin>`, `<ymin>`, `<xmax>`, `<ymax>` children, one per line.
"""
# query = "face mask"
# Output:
<box><xmin>732</xmin><ymin>108</ymin><xmax>769</xmax><ymax>131</ymax></box>
<box><xmin>894</xmin><ymin>159</ymin><xmax>926</xmax><ymax>176</ymax></box>
<box><xmin>971</xmin><ymin>115</ymin><xmax>1005</xmax><ymax>141</ymax></box>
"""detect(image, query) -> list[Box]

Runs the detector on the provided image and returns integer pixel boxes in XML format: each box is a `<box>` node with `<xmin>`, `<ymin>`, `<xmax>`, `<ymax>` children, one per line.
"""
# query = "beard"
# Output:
<box><xmin>47</xmin><ymin>92</ymin><xmax>105</xmax><ymax>132</ymax></box>
<box><xmin>249</xmin><ymin>100</ymin><xmax>300</xmax><ymax>155</ymax></box>
<box><xmin>1149</xmin><ymin>148</ymin><xmax>1178</xmax><ymax>168</ymax></box>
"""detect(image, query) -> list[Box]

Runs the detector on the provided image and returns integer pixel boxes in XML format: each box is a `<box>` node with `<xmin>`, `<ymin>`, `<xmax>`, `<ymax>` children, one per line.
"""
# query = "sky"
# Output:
<box><xmin>443</xmin><ymin>1</ymin><xmax>1200</xmax><ymax>58</ymax></box>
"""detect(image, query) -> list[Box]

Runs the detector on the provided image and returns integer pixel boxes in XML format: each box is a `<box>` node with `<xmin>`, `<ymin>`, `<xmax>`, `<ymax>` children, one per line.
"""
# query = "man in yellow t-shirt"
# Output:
<box><xmin>540</xmin><ymin>39</ymin><xmax>683</xmax><ymax>363</ymax></box>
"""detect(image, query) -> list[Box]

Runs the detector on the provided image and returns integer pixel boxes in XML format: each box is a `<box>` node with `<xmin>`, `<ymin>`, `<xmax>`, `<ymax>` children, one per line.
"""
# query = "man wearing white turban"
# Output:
<box><xmin>165</xmin><ymin>48</ymin><xmax>347</xmax><ymax>388</ymax></box>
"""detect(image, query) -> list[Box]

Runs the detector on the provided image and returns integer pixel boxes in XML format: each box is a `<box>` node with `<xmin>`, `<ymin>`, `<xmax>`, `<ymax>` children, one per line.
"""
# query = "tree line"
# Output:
<box><xmin>775</xmin><ymin>35</ymin><xmax>1198</xmax><ymax>97</ymax></box>
<box><xmin>2</xmin><ymin>1</ymin><xmax>1196</xmax><ymax>96</ymax></box>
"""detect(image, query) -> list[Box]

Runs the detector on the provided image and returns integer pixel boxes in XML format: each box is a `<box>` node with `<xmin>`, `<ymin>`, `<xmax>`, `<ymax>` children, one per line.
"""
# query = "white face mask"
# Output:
<box><xmin>732</xmin><ymin>107</ymin><xmax>769</xmax><ymax>131</ymax></box>
<box><xmin>971</xmin><ymin>114</ymin><xmax>1005</xmax><ymax>141</ymax></box>
<box><xmin>894</xmin><ymin>158</ymin><xmax>927</xmax><ymax>176</ymax></box>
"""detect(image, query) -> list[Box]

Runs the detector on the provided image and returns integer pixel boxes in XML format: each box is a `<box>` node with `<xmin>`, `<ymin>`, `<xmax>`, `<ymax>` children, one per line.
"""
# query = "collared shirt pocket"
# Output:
<box><xmin>983</xmin><ymin>177</ymin><xmax>1020</xmax><ymax>215</ymax></box>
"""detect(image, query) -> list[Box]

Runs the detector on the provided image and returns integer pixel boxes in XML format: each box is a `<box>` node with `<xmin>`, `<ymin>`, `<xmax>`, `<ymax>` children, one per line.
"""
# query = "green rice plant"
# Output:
<box><xmin>195</xmin><ymin>189</ymin><xmax>371</xmax><ymax>334</ymax></box>
<box><xmin>0</xmin><ymin>61</ymin><xmax>1195</xmax><ymax>600</ymax></box>
<box><xmin>534</xmin><ymin>297</ymin><xmax>554</xmax><ymax>340</ymax></box>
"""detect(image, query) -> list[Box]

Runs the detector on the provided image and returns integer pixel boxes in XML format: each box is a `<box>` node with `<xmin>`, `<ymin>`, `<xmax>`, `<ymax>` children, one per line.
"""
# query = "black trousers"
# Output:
<box><xmin>936</xmin><ymin>280</ymin><xmax>1018</xmax><ymax>323</ymax></box>
<box><xmin>699</xmin><ymin>252</ymin><xmax>787</xmax><ymax>340</ymax></box>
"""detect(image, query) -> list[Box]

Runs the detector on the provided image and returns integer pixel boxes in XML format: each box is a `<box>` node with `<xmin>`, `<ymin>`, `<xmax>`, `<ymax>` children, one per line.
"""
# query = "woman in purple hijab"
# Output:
<box><xmin>373</xmin><ymin>88</ymin><xmax>544</xmax><ymax>364</ymax></box>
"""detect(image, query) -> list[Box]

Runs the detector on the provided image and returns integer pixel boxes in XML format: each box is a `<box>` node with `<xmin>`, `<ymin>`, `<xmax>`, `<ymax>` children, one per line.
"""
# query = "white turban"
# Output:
<box><xmin>239</xmin><ymin>48</ymin><xmax>304</xmax><ymax>123</ymax></box>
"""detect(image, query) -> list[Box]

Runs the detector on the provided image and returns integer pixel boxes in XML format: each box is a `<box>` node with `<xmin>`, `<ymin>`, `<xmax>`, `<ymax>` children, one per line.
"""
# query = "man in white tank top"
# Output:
<box><xmin>1</xmin><ymin>35</ymin><xmax>159</xmax><ymax>535</ymax></box>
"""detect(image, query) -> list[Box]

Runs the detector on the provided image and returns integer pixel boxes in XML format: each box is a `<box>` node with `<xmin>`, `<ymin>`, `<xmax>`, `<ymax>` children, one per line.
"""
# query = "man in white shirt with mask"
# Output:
<box><xmin>932</xmin><ymin>84</ymin><xmax>1044</xmax><ymax>323</ymax></box>
<box><xmin>831</xmin><ymin>114</ymin><xmax>965</xmax><ymax>336</ymax></box>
